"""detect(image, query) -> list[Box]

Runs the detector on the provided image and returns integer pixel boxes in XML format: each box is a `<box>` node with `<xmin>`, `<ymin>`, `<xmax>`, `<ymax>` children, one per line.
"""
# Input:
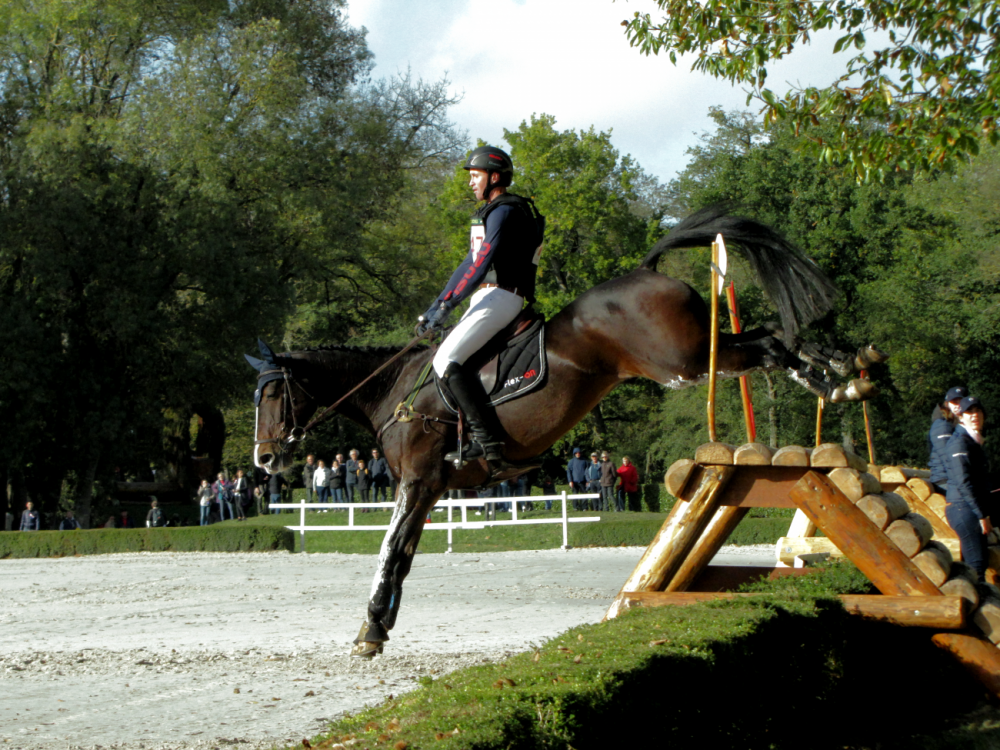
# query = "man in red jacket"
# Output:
<box><xmin>616</xmin><ymin>456</ymin><xmax>641</xmax><ymax>512</ymax></box>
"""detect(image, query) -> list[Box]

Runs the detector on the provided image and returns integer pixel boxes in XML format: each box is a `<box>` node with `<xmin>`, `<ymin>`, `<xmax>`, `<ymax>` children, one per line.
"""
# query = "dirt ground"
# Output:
<box><xmin>0</xmin><ymin>545</ymin><xmax>772</xmax><ymax>750</ymax></box>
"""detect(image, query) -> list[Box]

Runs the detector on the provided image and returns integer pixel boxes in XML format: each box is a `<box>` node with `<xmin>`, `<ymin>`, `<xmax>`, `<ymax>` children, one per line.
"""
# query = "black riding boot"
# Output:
<box><xmin>441</xmin><ymin>362</ymin><xmax>504</xmax><ymax>463</ymax></box>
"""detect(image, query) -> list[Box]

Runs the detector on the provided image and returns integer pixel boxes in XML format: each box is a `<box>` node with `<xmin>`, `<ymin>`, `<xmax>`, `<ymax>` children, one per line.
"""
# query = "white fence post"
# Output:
<box><xmin>447</xmin><ymin>505</ymin><xmax>453</xmax><ymax>554</ymax></box>
<box><xmin>299</xmin><ymin>499</ymin><xmax>306</xmax><ymax>553</ymax></box>
<box><xmin>561</xmin><ymin>490</ymin><xmax>569</xmax><ymax>550</ymax></box>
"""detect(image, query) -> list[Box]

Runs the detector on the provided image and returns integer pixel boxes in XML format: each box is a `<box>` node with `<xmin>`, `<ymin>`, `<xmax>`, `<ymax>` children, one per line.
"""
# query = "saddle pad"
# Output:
<box><xmin>437</xmin><ymin>320</ymin><xmax>547</xmax><ymax>413</ymax></box>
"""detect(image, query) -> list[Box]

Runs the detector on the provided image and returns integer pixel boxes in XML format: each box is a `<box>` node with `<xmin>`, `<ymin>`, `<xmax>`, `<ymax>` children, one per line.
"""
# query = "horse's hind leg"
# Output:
<box><xmin>351</xmin><ymin>476</ymin><xmax>440</xmax><ymax>658</ymax></box>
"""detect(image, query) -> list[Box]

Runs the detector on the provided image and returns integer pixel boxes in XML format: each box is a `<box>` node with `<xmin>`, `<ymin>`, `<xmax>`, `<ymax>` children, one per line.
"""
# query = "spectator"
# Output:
<box><xmin>103</xmin><ymin>515</ymin><xmax>116</xmax><ymax>529</ymax></box>
<box><xmin>313</xmin><ymin>460</ymin><xmax>331</xmax><ymax>507</ymax></box>
<box><xmin>345</xmin><ymin>449</ymin><xmax>360</xmax><ymax>503</ymax></box>
<box><xmin>929</xmin><ymin>386</ymin><xmax>967</xmax><ymax>493</ymax></box>
<box><xmin>566</xmin><ymin>447</ymin><xmax>588</xmax><ymax>511</ymax></box>
<box><xmin>330</xmin><ymin>459</ymin><xmax>346</xmax><ymax>506</ymax></box>
<box><xmin>268</xmin><ymin>472</ymin><xmax>286</xmax><ymax>514</ymax></box>
<box><xmin>599</xmin><ymin>452</ymin><xmax>617</xmax><ymax>513</ymax></box>
<box><xmin>59</xmin><ymin>510</ymin><xmax>80</xmax><ymax>531</ymax></box>
<box><xmin>146</xmin><ymin>500</ymin><xmax>166</xmax><ymax>528</ymax></box>
<box><xmin>498</xmin><ymin>479</ymin><xmax>511</xmax><ymax>513</ymax></box>
<box><xmin>119</xmin><ymin>509</ymin><xmax>135</xmax><ymax>529</ymax></box>
<box><xmin>233</xmin><ymin>469</ymin><xmax>250</xmax><ymax>521</ymax></box>
<box><xmin>197</xmin><ymin>479</ymin><xmax>213</xmax><ymax>526</ymax></box>
<box><xmin>370</xmin><ymin>449</ymin><xmax>391</xmax><ymax>502</ymax></box>
<box><xmin>19</xmin><ymin>501</ymin><xmax>40</xmax><ymax>531</ymax></box>
<box><xmin>586</xmin><ymin>452</ymin><xmax>602</xmax><ymax>511</ymax></box>
<box><xmin>302</xmin><ymin>455</ymin><xmax>317</xmax><ymax>505</ymax></box>
<box><xmin>516</xmin><ymin>472</ymin><xmax>533</xmax><ymax>511</ymax></box>
<box><xmin>213</xmin><ymin>472</ymin><xmax>234</xmax><ymax>521</ymax></box>
<box><xmin>356</xmin><ymin>459</ymin><xmax>371</xmax><ymax>509</ymax></box>
<box><xmin>944</xmin><ymin>396</ymin><xmax>993</xmax><ymax>579</ymax></box>
<box><xmin>616</xmin><ymin>456</ymin><xmax>641</xmax><ymax>512</ymax></box>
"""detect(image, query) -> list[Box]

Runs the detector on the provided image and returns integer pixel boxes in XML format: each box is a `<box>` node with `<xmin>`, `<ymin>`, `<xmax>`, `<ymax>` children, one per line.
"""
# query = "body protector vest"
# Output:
<box><xmin>472</xmin><ymin>194</ymin><xmax>545</xmax><ymax>303</ymax></box>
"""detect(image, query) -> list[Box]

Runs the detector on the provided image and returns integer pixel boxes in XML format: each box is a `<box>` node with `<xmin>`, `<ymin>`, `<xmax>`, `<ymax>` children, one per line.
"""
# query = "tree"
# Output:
<box><xmin>0</xmin><ymin>0</ymin><xmax>463</xmax><ymax>526</ymax></box>
<box><xmin>623</xmin><ymin>0</ymin><xmax>1000</xmax><ymax>180</ymax></box>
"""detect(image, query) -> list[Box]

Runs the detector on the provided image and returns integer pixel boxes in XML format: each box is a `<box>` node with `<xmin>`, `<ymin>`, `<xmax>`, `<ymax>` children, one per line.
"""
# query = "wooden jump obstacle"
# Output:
<box><xmin>605</xmin><ymin>441</ymin><xmax>1000</xmax><ymax>698</ymax></box>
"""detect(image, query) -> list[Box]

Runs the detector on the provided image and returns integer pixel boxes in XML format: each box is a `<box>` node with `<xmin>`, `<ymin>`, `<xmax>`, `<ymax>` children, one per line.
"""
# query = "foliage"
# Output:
<box><xmin>0</xmin><ymin>525</ymin><xmax>293</xmax><ymax>558</ymax></box>
<box><xmin>623</xmin><ymin>0</ymin><xmax>1000</xmax><ymax>180</ymax></box>
<box><xmin>301</xmin><ymin>562</ymin><xmax>983</xmax><ymax>750</ymax></box>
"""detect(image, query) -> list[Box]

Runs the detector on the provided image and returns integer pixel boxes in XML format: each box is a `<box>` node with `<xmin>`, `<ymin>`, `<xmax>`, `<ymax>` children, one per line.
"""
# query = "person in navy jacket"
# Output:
<box><xmin>416</xmin><ymin>146</ymin><xmax>544</xmax><ymax>464</ymax></box>
<box><xmin>944</xmin><ymin>396</ymin><xmax>993</xmax><ymax>578</ymax></box>
<box><xmin>566</xmin><ymin>447</ymin><xmax>589</xmax><ymax>511</ymax></box>
<box><xmin>928</xmin><ymin>385</ymin><xmax>967</xmax><ymax>492</ymax></box>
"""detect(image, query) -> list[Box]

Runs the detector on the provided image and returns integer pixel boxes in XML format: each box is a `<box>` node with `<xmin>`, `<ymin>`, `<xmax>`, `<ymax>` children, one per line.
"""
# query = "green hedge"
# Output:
<box><xmin>0</xmin><ymin>525</ymin><xmax>294</xmax><ymax>558</ymax></box>
<box><xmin>306</xmin><ymin>564</ymin><xmax>985</xmax><ymax>750</ymax></box>
<box><xmin>571</xmin><ymin>514</ymin><xmax>790</xmax><ymax>548</ymax></box>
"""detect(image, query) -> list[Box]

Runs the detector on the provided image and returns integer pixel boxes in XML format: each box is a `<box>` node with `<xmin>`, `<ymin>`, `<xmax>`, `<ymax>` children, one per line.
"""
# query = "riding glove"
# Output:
<box><xmin>416</xmin><ymin>303</ymin><xmax>449</xmax><ymax>337</ymax></box>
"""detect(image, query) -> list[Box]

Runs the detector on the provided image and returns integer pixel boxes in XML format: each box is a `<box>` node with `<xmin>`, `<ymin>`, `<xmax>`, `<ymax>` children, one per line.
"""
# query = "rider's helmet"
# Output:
<box><xmin>463</xmin><ymin>145</ymin><xmax>514</xmax><ymax>188</ymax></box>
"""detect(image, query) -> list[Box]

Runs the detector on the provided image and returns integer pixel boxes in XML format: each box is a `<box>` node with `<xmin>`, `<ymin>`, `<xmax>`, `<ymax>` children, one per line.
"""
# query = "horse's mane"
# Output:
<box><xmin>305</xmin><ymin>344</ymin><xmax>430</xmax><ymax>356</ymax></box>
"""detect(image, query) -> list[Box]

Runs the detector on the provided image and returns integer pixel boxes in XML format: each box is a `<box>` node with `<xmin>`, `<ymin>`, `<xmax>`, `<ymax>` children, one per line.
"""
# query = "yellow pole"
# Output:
<box><xmin>815</xmin><ymin>396</ymin><xmax>825</xmax><ymax>447</ymax></box>
<box><xmin>861</xmin><ymin>369</ymin><xmax>876</xmax><ymax>463</ymax></box>
<box><xmin>707</xmin><ymin>241</ymin><xmax>719</xmax><ymax>442</ymax></box>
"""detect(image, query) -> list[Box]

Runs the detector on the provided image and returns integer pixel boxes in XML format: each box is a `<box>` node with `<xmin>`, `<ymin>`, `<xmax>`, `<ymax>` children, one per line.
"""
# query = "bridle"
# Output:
<box><xmin>253</xmin><ymin>366</ymin><xmax>315</xmax><ymax>450</ymax></box>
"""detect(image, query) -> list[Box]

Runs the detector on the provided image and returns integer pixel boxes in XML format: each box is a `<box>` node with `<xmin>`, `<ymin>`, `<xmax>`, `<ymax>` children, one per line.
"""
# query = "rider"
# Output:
<box><xmin>416</xmin><ymin>145</ymin><xmax>545</xmax><ymax>463</ymax></box>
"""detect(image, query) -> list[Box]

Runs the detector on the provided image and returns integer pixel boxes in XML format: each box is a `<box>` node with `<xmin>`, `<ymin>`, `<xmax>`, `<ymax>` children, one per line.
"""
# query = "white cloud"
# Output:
<box><xmin>346</xmin><ymin>0</ymin><xmax>852</xmax><ymax>184</ymax></box>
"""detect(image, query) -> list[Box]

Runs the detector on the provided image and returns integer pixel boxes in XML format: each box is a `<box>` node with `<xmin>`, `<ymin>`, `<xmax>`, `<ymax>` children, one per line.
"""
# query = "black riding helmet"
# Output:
<box><xmin>463</xmin><ymin>145</ymin><xmax>514</xmax><ymax>189</ymax></box>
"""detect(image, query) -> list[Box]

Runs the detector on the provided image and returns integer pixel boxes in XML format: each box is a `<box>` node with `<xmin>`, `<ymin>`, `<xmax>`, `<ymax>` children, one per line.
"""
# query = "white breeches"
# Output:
<box><xmin>432</xmin><ymin>287</ymin><xmax>524</xmax><ymax>377</ymax></box>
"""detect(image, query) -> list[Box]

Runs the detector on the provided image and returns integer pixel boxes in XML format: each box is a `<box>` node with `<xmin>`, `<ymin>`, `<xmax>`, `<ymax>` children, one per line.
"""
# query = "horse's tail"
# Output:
<box><xmin>640</xmin><ymin>204</ymin><xmax>837</xmax><ymax>344</ymax></box>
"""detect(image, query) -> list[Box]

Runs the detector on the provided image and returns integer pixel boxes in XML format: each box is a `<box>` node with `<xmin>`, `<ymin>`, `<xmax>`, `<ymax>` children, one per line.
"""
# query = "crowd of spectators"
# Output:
<box><xmin>565</xmin><ymin>447</ymin><xmax>642</xmax><ymax>511</ymax></box>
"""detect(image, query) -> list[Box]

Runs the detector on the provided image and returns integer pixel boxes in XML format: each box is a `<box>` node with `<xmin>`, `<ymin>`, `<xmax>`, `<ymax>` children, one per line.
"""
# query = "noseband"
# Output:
<box><xmin>253</xmin><ymin>367</ymin><xmax>314</xmax><ymax>450</ymax></box>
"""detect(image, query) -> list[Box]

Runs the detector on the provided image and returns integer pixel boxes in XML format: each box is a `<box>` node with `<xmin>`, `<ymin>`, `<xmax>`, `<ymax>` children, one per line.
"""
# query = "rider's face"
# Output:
<box><xmin>468</xmin><ymin>169</ymin><xmax>490</xmax><ymax>201</ymax></box>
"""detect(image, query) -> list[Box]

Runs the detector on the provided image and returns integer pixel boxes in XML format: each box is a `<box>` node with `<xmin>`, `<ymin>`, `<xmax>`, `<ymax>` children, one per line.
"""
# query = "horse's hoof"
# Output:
<box><xmin>854</xmin><ymin>345</ymin><xmax>889</xmax><ymax>370</ymax></box>
<box><xmin>829</xmin><ymin>378</ymin><xmax>879</xmax><ymax>403</ymax></box>
<box><xmin>350</xmin><ymin>641</ymin><xmax>384</xmax><ymax>658</ymax></box>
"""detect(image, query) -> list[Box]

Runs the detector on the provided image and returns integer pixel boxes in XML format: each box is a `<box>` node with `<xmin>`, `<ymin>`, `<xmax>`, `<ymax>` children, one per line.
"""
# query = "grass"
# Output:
<box><xmin>289</xmin><ymin>561</ymin><xmax>1000</xmax><ymax>750</ymax></box>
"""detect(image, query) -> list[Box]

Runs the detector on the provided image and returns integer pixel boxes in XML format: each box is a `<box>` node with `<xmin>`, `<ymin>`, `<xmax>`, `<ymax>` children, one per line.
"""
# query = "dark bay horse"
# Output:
<box><xmin>248</xmin><ymin>207</ymin><xmax>879</xmax><ymax>657</ymax></box>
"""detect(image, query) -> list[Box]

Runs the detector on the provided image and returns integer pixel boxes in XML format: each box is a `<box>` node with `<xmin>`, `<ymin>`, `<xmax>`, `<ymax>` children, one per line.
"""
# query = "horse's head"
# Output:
<box><xmin>246</xmin><ymin>339</ymin><xmax>318</xmax><ymax>474</ymax></box>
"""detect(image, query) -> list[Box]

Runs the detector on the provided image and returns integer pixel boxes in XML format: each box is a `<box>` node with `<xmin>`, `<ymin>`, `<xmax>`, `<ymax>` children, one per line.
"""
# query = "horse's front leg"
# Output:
<box><xmin>351</xmin><ymin>476</ymin><xmax>441</xmax><ymax>658</ymax></box>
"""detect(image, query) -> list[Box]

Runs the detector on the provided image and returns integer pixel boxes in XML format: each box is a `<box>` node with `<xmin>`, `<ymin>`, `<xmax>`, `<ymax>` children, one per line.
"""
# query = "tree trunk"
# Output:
<box><xmin>591</xmin><ymin>403</ymin><xmax>606</xmax><ymax>438</ymax></box>
<box><xmin>162</xmin><ymin>406</ymin><xmax>194</xmax><ymax>491</ymax></box>
<box><xmin>72</xmin><ymin>448</ymin><xmax>101</xmax><ymax>529</ymax></box>
<box><xmin>764</xmin><ymin>372</ymin><xmax>778</xmax><ymax>449</ymax></box>
<box><xmin>0</xmin><ymin>465</ymin><xmax>8</xmax><ymax>529</ymax></box>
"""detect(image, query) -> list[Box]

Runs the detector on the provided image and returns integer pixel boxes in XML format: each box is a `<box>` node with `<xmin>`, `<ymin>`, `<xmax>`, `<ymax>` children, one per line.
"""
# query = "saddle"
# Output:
<box><xmin>436</xmin><ymin>307</ymin><xmax>547</xmax><ymax>412</ymax></box>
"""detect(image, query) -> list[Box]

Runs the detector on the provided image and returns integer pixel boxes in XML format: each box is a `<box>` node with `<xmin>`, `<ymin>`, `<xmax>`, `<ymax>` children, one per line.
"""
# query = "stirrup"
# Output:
<box><xmin>445</xmin><ymin>439</ymin><xmax>504</xmax><ymax>466</ymax></box>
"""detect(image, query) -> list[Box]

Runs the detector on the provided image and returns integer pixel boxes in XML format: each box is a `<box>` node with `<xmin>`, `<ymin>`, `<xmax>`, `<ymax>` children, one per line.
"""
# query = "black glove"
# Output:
<box><xmin>415</xmin><ymin>304</ymin><xmax>449</xmax><ymax>337</ymax></box>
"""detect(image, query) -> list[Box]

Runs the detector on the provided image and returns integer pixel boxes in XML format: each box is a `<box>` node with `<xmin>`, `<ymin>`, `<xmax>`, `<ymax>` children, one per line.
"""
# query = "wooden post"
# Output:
<box><xmin>605</xmin><ymin>465</ymin><xmax>735</xmax><ymax>619</ymax></box>
<box><xmin>666</xmin><ymin>506</ymin><xmax>750</xmax><ymax>592</ymax></box>
<box><xmin>931</xmin><ymin>632</ymin><xmax>1000</xmax><ymax>699</ymax></box>
<box><xmin>815</xmin><ymin>397</ymin><xmax>824</xmax><ymax>446</ymax></box>
<box><xmin>788</xmin><ymin>471</ymin><xmax>942</xmax><ymax>597</ymax></box>
<box><xmin>707</xmin><ymin>240</ymin><xmax>720</xmax><ymax>442</ymax></box>
<box><xmin>860</xmin><ymin>368</ymin><xmax>876</xmax><ymax>464</ymax></box>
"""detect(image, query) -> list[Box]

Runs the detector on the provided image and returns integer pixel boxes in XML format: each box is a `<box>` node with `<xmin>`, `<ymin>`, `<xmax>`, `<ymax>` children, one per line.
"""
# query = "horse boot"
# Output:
<box><xmin>828</xmin><ymin>378</ymin><xmax>880</xmax><ymax>403</ymax></box>
<box><xmin>797</xmin><ymin>342</ymin><xmax>854</xmax><ymax>378</ymax></box>
<box><xmin>441</xmin><ymin>362</ymin><xmax>504</xmax><ymax>464</ymax></box>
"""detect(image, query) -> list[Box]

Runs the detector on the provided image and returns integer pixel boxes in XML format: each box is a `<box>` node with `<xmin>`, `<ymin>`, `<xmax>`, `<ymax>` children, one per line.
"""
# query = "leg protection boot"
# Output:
<box><xmin>441</xmin><ymin>362</ymin><xmax>504</xmax><ymax>463</ymax></box>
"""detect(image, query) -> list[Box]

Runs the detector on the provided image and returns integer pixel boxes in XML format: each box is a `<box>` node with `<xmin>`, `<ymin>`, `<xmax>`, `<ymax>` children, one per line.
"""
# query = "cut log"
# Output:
<box><xmin>787</xmin><ymin>508</ymin><xmax>817</xmax><ymax>538</ymax></box>
<box><xmin>988</xmin><ymin>546</ymin><xmax>1000</xmax><ymax>572</ymax></box>
<box><xmin>886</xmin><ymin>513</ymin><xmax>935</xmax><ymax>558</ymax></box>
<box><xmin>733</xmin><ymin>442</ymin><xmax>774</xmax><ymax>466</ymax></box>
<box><xmin>666</xmin><ymin>506</ymin><xmax>749</xmax><ymax>592</ymax></box>
<box><xmin>856</xmin><ymin>492</ymin><xmax>910</xmax><ymax>531</ymax></box>
<box><xmin>810</xmin><ymin>443</ymin><xmax>851</xmax><ymax>468</ymax></box>
<box><xmin>912</xmin><ymin>541</ymin><xmax>953</xmax><ymax>588</ymax></box>
<box><xmin>771</xmin><ymin>445</ymin><xmax>811</xmax><ymax>467</ymax></box>
<box><xmin>926</xmin><ymin>493</ymin><xmax>948</xmax><ymax>521</ymax></box>
<box><xmin>664</xmin><ymin>459</ymin><xmax>698</xmax><ymax>499</ymax></box>
<box><xmin>931</xmin><ymin>632</ymin><xmax>1000</xmax><ymax>700</ymax></box>
<box><xmin>777</xmin><ymin>536</ymin><xmax>843</xmax><ymax>566</ymax></box>
<box><xmin>605</xmin><ymin>465</ymin><xmax>735</xmax><ymax>620</ymax></box>
<box><xmin>694</xmin><ymin>442</ymin><xmax>736</xmax><ymax>465</ymax></box>
<box><xmin>867</xmin><ymin>465</ymin><xmax>882</xmax><ymax>482</ymax></box>
<box><xmin>972</xmin><ymin>596</ymin><xmax>1000</xmax><ymax>645</ymax></box>
<box><xmin>621</xmin><ymin>592</ymin><xmax>965</xmax><ymax>628</ymax></box>
<box><xmin>941</xmin><ymin>577</ymin><xmax>980</xmax><ymax>610</ymax></box>
<box><xmin>788</xmin><ymin>472</ymin><xmax>942</xmax><ymax>597</ymax></box>
<box><xmin>880</xmin><ymin>466</ymin><xmax>932</xmax><ymax>484</ymax></box>
<box><xmin>906</xmin><ymin>477</ymin><xmax>935</xmax><ymax>502</ymax></box>
<box><xmin>895</xmin><ymin>485</ymin><xmax>958</xmax><ymax>540</ymax></box>
<box><xmin>827</xmin><ymin>468</ymin><xmax>882</xmax><ymax>504</ymax></box>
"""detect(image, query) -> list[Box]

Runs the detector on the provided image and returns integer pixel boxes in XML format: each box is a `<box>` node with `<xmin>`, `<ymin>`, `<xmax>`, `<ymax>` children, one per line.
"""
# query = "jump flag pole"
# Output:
<box><xmin>815</xmin><ymin>396</ymin><xmax>825</xmax><ymax>447</ymax></box>
<box><xmin>861</xmin><ymin>368</ymin><xmax>876</xmax><ymax>464</ymax></box>
<box><xmin>726</xmin><ymin>280</ymin><xmax>756</xmax><ymax>443</ymax></box>
<box><xmin>707</xmin><ymin>234</ymin><xmax>727</xmax><ymax>442</ymax></box>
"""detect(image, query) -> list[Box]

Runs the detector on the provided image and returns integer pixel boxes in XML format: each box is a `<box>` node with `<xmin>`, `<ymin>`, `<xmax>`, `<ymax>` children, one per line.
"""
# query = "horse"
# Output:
<box><xmin>247</xmin><ymin>206</ymin><xmax>882</xmax><ymax>657</ymax></box>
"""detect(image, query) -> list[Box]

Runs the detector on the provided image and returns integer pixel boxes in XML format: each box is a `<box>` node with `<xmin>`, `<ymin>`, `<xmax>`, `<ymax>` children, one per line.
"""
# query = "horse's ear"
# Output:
<box><xmin>257</xmin><ymin>339</ymin><xmax>277</xmax><ymax>364</ymax></box>
<box><xmin>244</xmin><ymin>354</ymin><xmax>266</xmax><ymax>372</ymax></box>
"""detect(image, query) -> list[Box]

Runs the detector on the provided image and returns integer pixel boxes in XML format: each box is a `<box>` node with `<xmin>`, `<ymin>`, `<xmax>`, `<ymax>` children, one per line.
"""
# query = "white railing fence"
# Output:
<box><xmin>268</xmin><ymin>491</ymin><xmax>601</xmax><ymax>553</ymax></box>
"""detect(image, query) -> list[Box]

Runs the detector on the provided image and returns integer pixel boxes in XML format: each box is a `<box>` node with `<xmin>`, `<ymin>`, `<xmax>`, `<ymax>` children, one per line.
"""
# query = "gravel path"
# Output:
<box><xmin>0</xmin><ymin>545</ymin><xmax>773</xmax><ymax>750</ymax></box>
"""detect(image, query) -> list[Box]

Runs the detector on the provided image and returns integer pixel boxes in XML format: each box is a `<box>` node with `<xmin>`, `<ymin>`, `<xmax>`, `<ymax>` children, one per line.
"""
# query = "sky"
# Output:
<box><xmin>344</xmin><ymin>0</ymin><xmax>851</xmax><ymax>186</ymax></box>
